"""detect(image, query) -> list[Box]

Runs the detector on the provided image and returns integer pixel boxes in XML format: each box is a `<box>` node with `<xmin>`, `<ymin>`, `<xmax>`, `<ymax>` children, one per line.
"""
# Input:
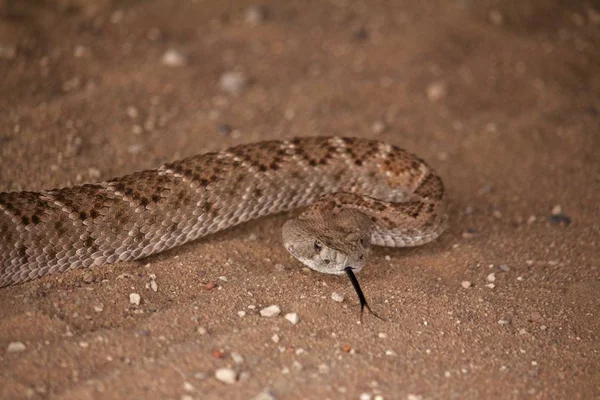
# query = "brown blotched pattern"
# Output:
<box><xmin>0</xmin><ymin>137</ymin><xmax>447</xmax><ymax>286</ymax></box>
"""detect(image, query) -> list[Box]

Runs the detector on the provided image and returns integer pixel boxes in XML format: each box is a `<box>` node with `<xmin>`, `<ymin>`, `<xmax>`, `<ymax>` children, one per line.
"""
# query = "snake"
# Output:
<box><xmin>0</xmin><ymin>136</ymin><xmax>447</xmax><ymax>308</ymax></box>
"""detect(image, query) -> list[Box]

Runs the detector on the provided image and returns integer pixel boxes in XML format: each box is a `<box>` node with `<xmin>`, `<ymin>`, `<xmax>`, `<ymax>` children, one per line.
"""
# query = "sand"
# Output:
<box><xmin>1</xmin><ymin>1</ymin><xmax>599</xmax><ymax>399</ymax></box>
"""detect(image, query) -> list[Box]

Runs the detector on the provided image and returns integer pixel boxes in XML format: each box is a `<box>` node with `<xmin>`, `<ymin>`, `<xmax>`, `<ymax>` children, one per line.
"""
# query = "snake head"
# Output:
<box><xmin>281</xmin><ymin>212</ymin><xmax>372</xmax><ymax>275</ymax></box>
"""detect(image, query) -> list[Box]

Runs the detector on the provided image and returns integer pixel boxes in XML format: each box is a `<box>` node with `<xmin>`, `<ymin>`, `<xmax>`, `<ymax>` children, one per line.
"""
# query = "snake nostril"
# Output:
<box><xmin>323</xmin><ymin>259</ymin><xmax>331</xmax><ymax>264</ymax></box>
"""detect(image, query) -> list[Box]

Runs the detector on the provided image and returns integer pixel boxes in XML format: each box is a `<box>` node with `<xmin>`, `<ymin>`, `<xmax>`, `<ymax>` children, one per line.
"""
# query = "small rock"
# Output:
<box><xmin>82</xmin><ymin>271</ymin><xmax>94</xmax><ymax>284</ymax></box>
<box><xmin>245</xmin><ymin>5</ymin><xmax>268</xmax><ymax>25</ymax></box>
<box><xmin>499</xmin><ymin>264</ymin><xmax>510</xmax><ymax>272</ymax></box>
<box><xmin>183</xmin><ymin>381</ymin><xmax>194</xmax><ymax>392</ymax></box>
<box><xmin>231</xmin><ymin>352</ymin><xmax>244</xmax><ymax>364</ymax></box>
<box><xmin>360</xmin><ymin>393</ymin><xmax>373</xmax><ymax>400</ymax></box>
<box><xmin>129</xmin><ymin>293</ymin><xmax>141</xmax><ymax>306</ymax></box>
<box><xmin>487</xmin><ymin>273</ymin><xmax>496</xmax><ymax>282</ymax></box>
<box><xmin>260</xmin><ymin>305</ymin><xmax>281</xmax><ymax>317</ymax></box>
<box><xmin>197</xmin><ymin>327</ymin><xmax>207</xmax><ymax>335</ymax></box>
<box><xmin>331</xmin><ymin>292</ymin><xmax>345</xmax><ymax>303</ymax></box>
<box><xmin>215</xmin><ymin>368</ymin><xmax>237</xmax><ymax>384</ymax></box>
<box><xmin>548</xmin><ymin>213</ymin><xmax>571</xmax><ymax>226</ymax></box>
<box><xmin>271</xmin><ymin>334</ymin><xmax>280</xmax><ymax>343</ymax></box>
<box><xmin>492</xmin><ymin>210</ymin><xmax>502</xmax><ymax>219</ymax></box>
<box><xmin>162</xmin><ymin>49</ymin><xmax>187</xmax><ymax>67</ymax></box>
<box><xmin>489</xmin><ymin>10</ymin><xmax>504</xmax><ymax>25</ymax></box>
<box><xmin>252</xmin><ymin>390</ymin><xmax>277</xmax><ymax>400</ymax></box>
<box><xmin>341</xmin><ymin>344</ymin><xmax>352</xmax><ymax>353</ymax></box>
<box><xmin>485</xmin><ymin>283</ymin><xmax>496</xmax><ymax>289</ymax></box>
<box><xmin>150</xmin><ymin>280</ymin><xmax>158</xmax><ymax>292</ymax></box>
<box><xmin>94</xmin><ymin>304</ymin><xmax>104</xmax><ymax>313</ymax></box>
<box><xmin>238</xmin><ymin>310</ymin><xmax>246</xmax><ymax>317</ymax></box>
<box><xmin>385</xmin><ymin>349</ymin><xmax>397</xmax><ymax>356</ymax></box>
<box><xmin>371</xmin><ymin>120</ymin><xmax>387</xmax><ymax>135</ymax></box>
<box><xmin>498</xmin><ymin>319</ymin><xmax>510</xmax><ymax>325</ymax></box>
<box><xmin>7</xmin><ymin>341</ymin><xmax>26</xmax><ymax>353</ymax></box>
<box><xmin>426</xmin><ymin>81</ymin><xmax>447</xmax><ymax>102</ymax></box>
<box><xmin>79</xmin><ymin>341</ymin><xmax>89</xmax><ymax>348</ymax></box>
<box><xmin>461</xmin><ymin>281</ymin><xmax>472</xmax><ymax>289</ymax></box>
<box><xmin>378</xmin><ymin>332</ymin><xmax>388</xmax><ymax>339</ymax></box>
<box><xmin>219</xmin><ymin>71</ymin><xmax>248</xmax><ymax>95</ymax></box>
<box><xmin>126</xmin><ymin>106</ymin><xmax>139</xmax><ymax>119</ymax></box>
<box><xmin>551</xmin><ymin>205</ymin><xmax>562</xmax><ymax>215</ymax></box>
<box><xmin>274</xmin><ymin>263</ymin><xmax>287</xmax><ymax>271</ymax></box>
<box><xmin>318</xmin><ymin>363</ymin><xmax>330</xmax><ymax>373</ymax></box>
<box><xmin>284</xmin><ymin>313</ymin><xmax>299</xmax><ymax>325</ymax></box>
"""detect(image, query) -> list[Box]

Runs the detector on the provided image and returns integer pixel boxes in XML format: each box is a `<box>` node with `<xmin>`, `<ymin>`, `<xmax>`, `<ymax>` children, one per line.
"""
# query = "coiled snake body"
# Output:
<box><xmin>0</xmin><ymin>137</ymin><xmax>447</xmax><ymax>288</ymax></box>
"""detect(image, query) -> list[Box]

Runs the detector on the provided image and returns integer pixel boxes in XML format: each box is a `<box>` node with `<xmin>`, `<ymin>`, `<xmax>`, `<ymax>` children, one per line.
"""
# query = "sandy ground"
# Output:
<box><xmin>1</xmin><ymin>0</ymin><xmax>599</xmax><ymax>399</ymax></box>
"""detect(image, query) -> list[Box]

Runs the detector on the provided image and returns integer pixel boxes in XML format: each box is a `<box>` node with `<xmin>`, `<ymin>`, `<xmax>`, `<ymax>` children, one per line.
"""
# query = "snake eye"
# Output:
<box><xmin>313</xmin><ymin>241</ymin><xmax>322</xmax><ymax>253</ymax></box>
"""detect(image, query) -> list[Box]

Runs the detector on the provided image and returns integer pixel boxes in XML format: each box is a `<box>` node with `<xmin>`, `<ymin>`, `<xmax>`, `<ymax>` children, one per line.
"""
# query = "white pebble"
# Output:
<box><xmin>498</xmin><ymin>319</ymin><xmax>510</xmax><ymax>325</ymax></box>
<box><xmin>214</xmin><ymin>368</ymin><xmax>237</xmax><ymax>384</ymax></box>
<box><xmin>252</xmin><ymin>390</ymin><xmax>277</xmax><ymax>400</ymax></box>
<box><xmin>461</xmin><ymin>281</ymin><xmax>472</xmax><ymax>289</ymax></box>
<box><xmin>161</xmin><ymin>49</ymin><xmax>187</xmax><ymax>67</ymax></box>
<box><xmin>284</xmin><ymin>313</ymin><xmax>299</xmax><ymax>325</ymax></box>
<box><xmin>378</xmin><ymin>332</ymin><xmax>388</xmax><ymax>339</ymax></box>
<box><xmin>238</xmin><ymin>311</ymin><xmax>246</xmax><ymax>318</ymax></box>
<box><xmin>426</xmin><ymin>81</ymin><xmax>447</xmax><ymax>102</ymax></box>
<box><xmin>407</xmin><ymin>395</ymin><xmax>423</xmax><ymax>400</ymax></box>
<box><xmin>271</xmin><ymin>334</ymin><xmax>280</xmax><ymax>343</ymax></box>
<box><xmin>260</xmin><ymin>305</ymin><xmax>281</xmax><ymax>317</ymax></box>
<box><xmin>487</xmin><ymin>273</ymin><xmax>496</xmax><ymax>282</ymax></box>
<box><xmin>551</xmin><ymin>205</ymin><xmax>562</xmax><ymax>215</ymax></box>
<box><xmin>231</xmin><ymin>352</ymin><xmax>244</xmax><ymax>364</ymax></box>
<box><xmin>245</xmin><ymin>5</ymin><xmax>268</xmax><ymax>25</ymax></box>
<box><xmin>7</xmin><ymin>341</ymin><xmax>26</xmax><ymax>353</ymax></box>
<box><xmin>219</xmin><ymin>71</ymin><xmax>248</xmax><ymax>95</ymax></box>
<box><xmin>331</xmin><ymin>292</ymin><xmax>345</xmax><ymax>303</ymax></box>
<box><xmin>150</xmin><ymin>280</ymin><xmax>158</xmax><ymax>292</ymax></box>
<box><xmin>129</xmin><ymin>293</ymin><xmax>141</xmax><ymax>305</ymax></box>
<box><xmin>385</xmin><ymin>350</ymin><xmax>397</xmax><ymax>356</ymax></box>
<box><xmin>94</xmin><ymin>304</ymin><xmax>104</xmax><ymax>313</ymax></box>
<box><xmin>360</xmin><ymin>393</ymin><xmax>373</xmax><ymax>400</ymax></box>
<box><xmin>485</xmin><ymin>283</ymin><xmax>496</xmax><ymax>289</ymax></box>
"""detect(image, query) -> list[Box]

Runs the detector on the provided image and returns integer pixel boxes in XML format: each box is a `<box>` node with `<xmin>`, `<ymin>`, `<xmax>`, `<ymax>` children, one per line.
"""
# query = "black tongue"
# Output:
<box><xmin>344</xmin><ymin>267</ymin><xmax>384</xmax><ymax>322</ymax></box>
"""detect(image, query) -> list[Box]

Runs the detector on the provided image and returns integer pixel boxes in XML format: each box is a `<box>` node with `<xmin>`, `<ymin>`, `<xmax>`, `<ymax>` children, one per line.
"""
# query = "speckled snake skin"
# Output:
<box><xmin>0</xmin><ymin>137</ymin><xmax>447</xmax><ymax>287</ymax></box>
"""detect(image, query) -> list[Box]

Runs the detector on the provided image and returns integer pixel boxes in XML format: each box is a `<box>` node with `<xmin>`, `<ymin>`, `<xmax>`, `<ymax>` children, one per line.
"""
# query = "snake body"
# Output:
<box><xmin>0</xmin><ymin>137</ymin><xmax>447</xmax><ymax>287</ymax></box>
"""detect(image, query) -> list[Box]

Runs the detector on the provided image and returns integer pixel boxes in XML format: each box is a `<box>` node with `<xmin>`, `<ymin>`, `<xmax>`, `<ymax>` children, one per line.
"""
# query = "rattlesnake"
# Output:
<box><xmin>0</xmin><ymin>137</ymin><xmax>447</xmax><ymax>294</ymax></box>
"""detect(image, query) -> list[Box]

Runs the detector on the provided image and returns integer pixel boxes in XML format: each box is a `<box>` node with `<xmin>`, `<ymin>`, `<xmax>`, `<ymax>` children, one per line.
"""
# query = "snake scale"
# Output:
<box><xmin>0</xmin><ymin>136</ymin><xmax>447</xmax><ymax>288</ymax></box>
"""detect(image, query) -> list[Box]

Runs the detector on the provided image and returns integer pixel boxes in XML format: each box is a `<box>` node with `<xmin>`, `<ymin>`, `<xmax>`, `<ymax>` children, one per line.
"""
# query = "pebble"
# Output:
<box><xmin>360</xmin><ymin>393</ymin><xmax>373</xmax><ymax>400</ymax></box>
<box><xmin>461</xmin><ymin>281</ymin><xmax>472</xmax><ymax>289</ymax></box>
<box><xmin>284</xmin><ymin>313</ymin><xmax>299</xmax><ymax>325</ymax></box>
<box><xmin>498</xmin><ymin>319</ymin><xmax>510</xmax><ymax>325</ymax></box>
<box><xmin>219</xmin><ymin>71</ymin><xmax>248</xmax><ymax>95</ymax></box>
<box><xmin>94</xmin><ymin>304</ymin><xmax>104</xmax><ymax>313</ymax></box>
<box><xmin>231</xmin><ymin>352</ymin><xmax>244</xmax><ymax>364</ymax></box>
<box><xmin>150</xmin><ymin>280</ymin><xmax>158</xmax><ymax>292</ymax></box>
<box><xmin>252</xmin><ymin>390</ymin><xmax>277</xmax><ymax>400</ymax></box>
<box><xmin>260</xmin><ymin>305</ymin><xmax>281</xmax><ymax>317</ymax></box>
<box><xmin>82</xmin><ymin>271</ymin><xmax>94</xmax><ymax>284</ymax></box>
<box><xmin>274</xmin><ymin>263</ymin><xmax>287</xmax><ymax>271</ymax></box>
<box><xmin>183</xmin><ymin>381</ymin><xmax>194</xmax><ymax>392</ymax></box>
<box><xmin>245</xmin><ymin>5</ymin><xmax>268</xmax><ymax>25</ymax></box>
<box><xmin>426</xmin><ymin>81</ymin><xmax>447</xmax><ymax>102</ymax></box>
<box><xmin>197</xmin><ymin>327</ymin><xmax>207</xmax><ymax>335</ymax></box>
<box><xmin>499</xmin><ymin>264</ymin><xmax>510</xmax><ymax>272</ymax></box>
<box><xmin>331</xmin><ymin>292</ymin><xmax>345</xmax><ymax>303</ymax></box>
<box><xmin>215</xmin><ymin>368</ymin><xmax>237</xmax><ymax>384</ymax></box>
<box><xmin>485</xmin><ymin>283</ymin><xmax>496</xmax><ymax>289</ymax></box>
<box><xmin>489</xmin><ymin>10</ymin><xmax>504</xmax><ymax>25</ymax></box>
<box><xmin>271</xmin><ymin>334</ymin><xmax>280</xmax><ymax>343</ymax></box>
<box><xmin>7</xmin><ymin>341</ymin><xmax>26</xmax><ymax>353</ymax></box>
<box><xmin>129</xmin><ymin>293</ymin><xmax>141</xmax><ymax>306</ymax></box>
<box><xmin>371</xmin><ymin>120</ymin><xmax>387</xmax><ymax>135</ymax></box>
<box><xmin>161</xmin><ymin>49</ymin><xmax>187</xmax><ymax>67</ymax></box>
<box><xmin>487</xmin><ymin>273</ymin><xmax>496</xmax><ymax>282</ymax></box>
<box><xmin>385</xmin><ymin>350</ymin><xmax>397</xmax><ymax>356</ymax></box>
<box><xmin>407</xmin><ymin>395</ymin><xmax>423</xmax><ymax>400</ymax></box>
<box><xmin>378</xmin><ymin>332</ymin><xmax>388</xmax><ymax>339</ymax></box>
<box><xmin>238</xmin><ymin>311</ymin><xmax>246</xmax><ymax>318</ymax></box>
